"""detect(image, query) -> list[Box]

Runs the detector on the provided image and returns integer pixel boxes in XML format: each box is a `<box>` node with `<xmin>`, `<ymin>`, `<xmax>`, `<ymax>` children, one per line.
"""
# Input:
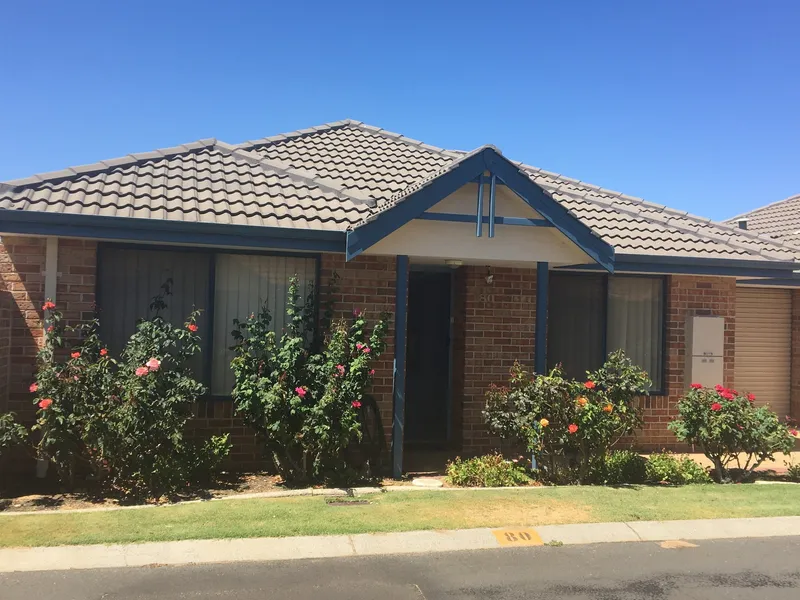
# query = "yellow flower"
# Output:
<box><xmin>539</xmin><ymin>418</ymin><xmax>549</xmax><ymax>428</ymax></box>
<box><xmin>577</xmin><ymin>396</ymin><xmax>588</xmax><ymax>407</ymax></box>
<box><xmin>603</xmin><ymin>404</ymin><xmax>613</xmax><ymax>413</ymax></box>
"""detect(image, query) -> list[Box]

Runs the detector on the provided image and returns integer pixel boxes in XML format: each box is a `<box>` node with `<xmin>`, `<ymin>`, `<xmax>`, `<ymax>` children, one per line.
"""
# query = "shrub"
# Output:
<box><xmin>668</xmin><ymin>384</ymin><xmax>795</xmax><ymax>483</ymax></box>
<box><xmin>645</xmin><ymin>452</ymin><xmax>711</xmax><ymax>485</ymax></box>
<box><xmin>31</xmin><ymin>290</ymin><xmax>230</xmax><ymax>499</ymax></box>
<box><xmin>0</xmin><ymin>412</ymin><xmax>27</xmax><ymax>456</ymax></box>
<box><xmin>786</xmin><ymin>461</ymin><xmax>800</xmax><ymax>483</ymax></box>
<box><xmin>484</xmin><ymin>350</ymin><xmax>650</xmax><ymax>484</ymax></box>
<box><xmin>230</xmin><ymin>277</ymin><xmax>390</xmax><ymax>484</ymax></box>
<box><xmin>446</xmin><ymin>453</ymin><xmax>532</xmax><ymax>487</ymax></box>
<box><xmin>598</xmin><ymin>450</ymin><xmax>647</xmax><ymax>485</ymax></box>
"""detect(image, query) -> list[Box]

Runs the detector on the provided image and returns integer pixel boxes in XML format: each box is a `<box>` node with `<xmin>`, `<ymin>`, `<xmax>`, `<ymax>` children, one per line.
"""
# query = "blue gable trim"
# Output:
<box><xmin>0</xmin><ymin>210</ymin><xmax>345</xmax><ymax>254</ymax></box>
<box><xmin>346</xmin><ymin>147</ymin><xmax>615</xmax><ymax>271</ymax></box>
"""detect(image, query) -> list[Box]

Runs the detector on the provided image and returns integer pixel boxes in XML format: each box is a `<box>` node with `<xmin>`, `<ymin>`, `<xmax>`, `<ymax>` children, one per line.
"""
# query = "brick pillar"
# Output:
<box><xmin>639</xmin><ymin>275</ymin><xmax>737</xmax><ymax>450</ymax></box>
<box><xmin>460</xmin><ymin>266</ymin><xmax>537</xmax><ymax>455</ymax></box>
<box><xmin>319</xmin><ymin>253</ymin><xmax>397</xmax><ymax>438</ymax></box>
<box><xmin>791</xmin><ymin>289</ymin><xmax>800</xmax><ymax>420</ymax></box>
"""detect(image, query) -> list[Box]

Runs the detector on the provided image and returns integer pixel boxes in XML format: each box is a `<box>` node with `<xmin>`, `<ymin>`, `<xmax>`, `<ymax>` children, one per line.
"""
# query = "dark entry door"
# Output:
<box><xmin>405</xmin><ymin>271</ymin><xmax>452</xmax><ymax>444</ymax></box>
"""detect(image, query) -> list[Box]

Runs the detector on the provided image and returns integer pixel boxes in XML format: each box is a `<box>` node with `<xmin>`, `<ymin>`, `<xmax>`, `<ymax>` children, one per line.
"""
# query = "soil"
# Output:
<box><xmin>0</xmin><ymin>471</ymin><xmax>283</xmax><ymax>513</ymax></box>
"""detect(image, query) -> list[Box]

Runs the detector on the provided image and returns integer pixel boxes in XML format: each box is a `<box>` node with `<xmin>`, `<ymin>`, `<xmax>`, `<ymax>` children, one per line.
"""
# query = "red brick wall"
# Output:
<box><xmin>791</xmin><ymin>289</ymin><xmax>800</xmax><ymax>421</ymax></box>
<box><xmin>0</xmin><ymin>290</ymin><xmax>10</xmax><ymax>413</ymax></box>
<box><xmin>638</xmin><ymin>274</ymin><xmax>737</xmax><ymax>450</ymax></box>
<box><xmin>320</xmin><ymin>253</ymin><xmax>398</xmax><ymax>438</ymax></box>
<box><xmin>460</xmin><ymin>265</ymin><xmax>538</xmax><ymax>455</ymax></box>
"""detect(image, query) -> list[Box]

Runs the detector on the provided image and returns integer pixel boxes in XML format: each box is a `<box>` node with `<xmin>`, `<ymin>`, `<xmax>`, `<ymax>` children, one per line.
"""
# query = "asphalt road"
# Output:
<box><xmin>2</xmin><ymin>537</ymin><xmax>799</xmax><ymax>599</ymax></box>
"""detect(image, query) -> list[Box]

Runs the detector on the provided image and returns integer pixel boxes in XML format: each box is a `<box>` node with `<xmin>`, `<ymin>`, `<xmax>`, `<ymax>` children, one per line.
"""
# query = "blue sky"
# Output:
<box><xmin>1</xmin><ymin>1</ymin><xmax>798</xmax><ymax>220</ymax></box>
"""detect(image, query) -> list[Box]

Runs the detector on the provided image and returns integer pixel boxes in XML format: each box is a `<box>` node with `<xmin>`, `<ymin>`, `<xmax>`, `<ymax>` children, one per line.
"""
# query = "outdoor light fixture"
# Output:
<box><xmin>485</xmin><ymin>267</ymin><xmax>494</xmax><ymax>284</ymax></box>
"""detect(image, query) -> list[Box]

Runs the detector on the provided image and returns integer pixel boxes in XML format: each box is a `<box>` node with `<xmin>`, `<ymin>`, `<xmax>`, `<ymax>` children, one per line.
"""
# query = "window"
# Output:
<box><xmin>98</xmin><ymin>245</ymin><xmax>318</xmax><ymax>397</ymax></box>
<box><xmin>547</xmin><ymin>273</ymin><xmax>665</xmax><ymax>391</ymax></box>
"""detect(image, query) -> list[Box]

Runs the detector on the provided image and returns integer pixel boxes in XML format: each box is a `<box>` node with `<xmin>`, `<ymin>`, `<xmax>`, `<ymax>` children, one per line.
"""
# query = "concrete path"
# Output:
<box><xmin>2</xmin><ymin>515</ymin><xmax>799</xmax><ymax>573</ymax></box>
<box><xmin>3</xmin><ymin>537</ymin><xmax>800</xmax><ymax>599</ymax></box>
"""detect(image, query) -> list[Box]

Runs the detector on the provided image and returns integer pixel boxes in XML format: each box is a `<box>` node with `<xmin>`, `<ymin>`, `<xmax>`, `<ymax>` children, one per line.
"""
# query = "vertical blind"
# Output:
<box><xmin>547</xmin><ymin>273</ymin><xmax>606</xmax><ymax>380</ymax></box>
<box><xmin>606</xmin><ymin>277</ymin><xmax>664</xmax><ymax>390</ymax></box>
<box><xmin>548</xmin><ymin>273</ymin><xmax>664</xmax><ymax>389</ymax></box>
<box><xmin>98</xmin><ymin>247</ymin><xmax>317</xmax><ymax>396</ymax></box>
<box><xmin>98</xmin><ymin>248</ymin><xmax>212</xmax><ymax>378</ymax></box>
<box><xmin>211</xmin><ymin>254</ymin><xmax>317</xmax><ymax>394</ymax></box>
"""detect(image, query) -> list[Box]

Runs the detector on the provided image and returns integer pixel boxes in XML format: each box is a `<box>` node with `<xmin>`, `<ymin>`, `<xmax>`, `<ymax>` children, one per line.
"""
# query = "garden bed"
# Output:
<box><xmin>0</xmin><ymin>471</ymin><xmax>282</xmax><ymax>513</ymax></box>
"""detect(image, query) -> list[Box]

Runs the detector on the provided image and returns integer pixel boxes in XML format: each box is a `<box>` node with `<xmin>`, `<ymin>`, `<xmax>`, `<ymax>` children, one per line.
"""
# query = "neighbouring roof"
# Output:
<box><xmin>725</xmin><ymin>193</ymin><xmax>800</xmax><ymax>245</ymax></box>
<box><xmin>1</xmin><ymin>119</ymin><xmax>798</xmax><ymax>265</ymax></box>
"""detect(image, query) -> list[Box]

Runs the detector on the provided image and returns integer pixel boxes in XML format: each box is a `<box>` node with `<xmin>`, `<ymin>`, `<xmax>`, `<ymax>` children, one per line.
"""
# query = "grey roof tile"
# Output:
<box><xmin>725</xmin><ymin>193</ymin><xmax>800</xmax><ymax>245</ymax></box>
<box><xmin>1</xmin><ymin>120</ymin><xmax>797</xmax><ymax>264</ymax></box>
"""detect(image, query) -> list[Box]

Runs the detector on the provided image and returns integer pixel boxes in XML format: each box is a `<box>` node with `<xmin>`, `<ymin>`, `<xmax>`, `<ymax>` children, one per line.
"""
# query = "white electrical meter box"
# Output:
<box><xmin>685</xmin><ymin>316</ymin><xmax>725</xmax><ymax>388</ymax></box>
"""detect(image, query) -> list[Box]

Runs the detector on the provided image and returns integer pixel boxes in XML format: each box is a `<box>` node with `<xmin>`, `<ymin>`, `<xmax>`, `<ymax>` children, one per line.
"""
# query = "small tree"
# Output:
<box><xmin>668</xmin><ymin>384</ymin><xmax>795</xmax><ymax>482</ymax></box>
<box><xmin>230</xmin><ymin>277</ymin><xmax>390</xmax><ymax>484</ymax></box>
<box><xmin>484</xmin><ymin>350</ymin><xmax>650</xmax><ymax>484</ymax></box>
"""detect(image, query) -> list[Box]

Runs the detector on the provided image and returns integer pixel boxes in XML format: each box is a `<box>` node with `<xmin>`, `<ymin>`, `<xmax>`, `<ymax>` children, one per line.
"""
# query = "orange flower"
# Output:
<box><xmin>70</xmin><ymin>351</ymin><xmax>80</xmax><ymax>359</ymax></box>
<box><xmin>568</xmin><ymin>423</ymin><xmax>579</xmax><ymax>434</ymax></box>
<box><xmin>38</xmin><ymin>398</ymin><xmax>53</xmax><ymax>409</ymax></box>
<box><xmin>603</xmin><ymin>404</ymin><xmax>613</xmax><ymax>413</ymax></box>
<box><xmin>584</xmin><ymin>381</ymin><xmax>596</xmax><ymax>390</ymax></box>
<box><xmin>577</xmin><ymin>397</ymin><xmax>588</xmax><ymax>407</ymax></box>
<box><xmin>539</xmin><ymin>418</ymin><xmax>549</xmax><ymax>428</ymax></box>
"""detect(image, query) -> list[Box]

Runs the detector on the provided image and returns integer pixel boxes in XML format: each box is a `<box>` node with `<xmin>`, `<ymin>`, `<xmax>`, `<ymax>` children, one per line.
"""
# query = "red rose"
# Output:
<box><xmin>720</xmin><ymin>391</ymin><xmax>734</xmax><ymax>400</ymax></box>
<box><xmin>187</xmin><ymin>323</ymin><xmax>198</xmax><ymax>333</ymax></box>
<box><xmin>584</xmin><ymin>381</ymin><xmax>595</xmax><ymax>390</ymax></box>
<box><xmin>42</xmin><ymin>301</ymin><xmax>56</xmax><ymax>311</ymax></box>
<box><xmin>38</xmin><ymin>398</ymin><xmax>53</xmax><ymax>409</ymax></box>
<box><xmin>711</xmin><ymin>402</ymin><xmax>722</xmax><ymax>411</ymax></box>
<box><xmin>690</xmin><ymin>383</ymin><xmax>703</xmax><ymax>389</ymax></box>
<box><xmin>100</xmin><ymin>348</ymin><xmax>108</xmax><ymax>356</ymax></box>
<box><xmin>747</xmin><ymin>393</ymin><xmax>756</xmax><ymax>402</ymax></box>
<box><xmin>70</xmin><ymin>351</ymin><xmax>80</xmax><ymax>359</ymax></box>
<box><xmin>351</xmin><ymin>400</ymin><xmax>362</xmax><ymax>409</ymax></box>
<box><xmin>568</xmin><ymin>423</ymin><xmax>579</xmax><ymax>434</ymax></box>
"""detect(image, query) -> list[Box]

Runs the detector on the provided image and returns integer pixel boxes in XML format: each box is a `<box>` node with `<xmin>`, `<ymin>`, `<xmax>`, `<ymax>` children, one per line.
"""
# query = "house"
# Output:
<box><xmin>726</xmin><ymin>193</ymin><xmax>800</xmax><ymax>245</ymax></box>
<box><xmin>1</xmin><ymin>120</ymin><xmax>799</xmax><ymax>477</ymax></box>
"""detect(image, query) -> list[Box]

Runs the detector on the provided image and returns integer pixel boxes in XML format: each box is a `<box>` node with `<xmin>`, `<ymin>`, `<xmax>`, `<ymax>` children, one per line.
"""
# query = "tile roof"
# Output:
<box><xmin>0</xmin><ymin>140</ymin><xmax>371</xmax><ymax>230</ymax></box>
<box><xmin>725</xmin><ymin>193</ymin><xmax>800</xmax><ymax>245</ymax></box>
<box><xmin>1</xmin><ymin>119</ymin><xmax>797</xmax><ymax>264</ymax></box>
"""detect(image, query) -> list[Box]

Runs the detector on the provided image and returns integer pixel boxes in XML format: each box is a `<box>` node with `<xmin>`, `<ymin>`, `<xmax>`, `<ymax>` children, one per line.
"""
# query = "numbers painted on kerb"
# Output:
<box><xmin>491</xmin><ymin>528</ymin><xmax>543</xmax><ymax>546</ymax></box>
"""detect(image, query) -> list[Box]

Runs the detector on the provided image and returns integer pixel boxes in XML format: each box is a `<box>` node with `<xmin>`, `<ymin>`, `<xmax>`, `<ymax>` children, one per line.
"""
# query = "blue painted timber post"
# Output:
<box><xmin>534</xmin><ymin>262</ymin><xmax>549</xmax><ymax>374</ymax></box>
<box><xmin>392</xmin><ymin>255</ymin><xmax>409</xmax><ymax>479</ymax></box>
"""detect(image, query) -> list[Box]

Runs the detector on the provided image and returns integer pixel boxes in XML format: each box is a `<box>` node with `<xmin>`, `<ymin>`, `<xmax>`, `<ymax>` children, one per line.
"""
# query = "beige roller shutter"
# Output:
<box><xmin>735</xmin><ymin>288</ymin><xmax>792</xmax><ymax>418</ymax></box>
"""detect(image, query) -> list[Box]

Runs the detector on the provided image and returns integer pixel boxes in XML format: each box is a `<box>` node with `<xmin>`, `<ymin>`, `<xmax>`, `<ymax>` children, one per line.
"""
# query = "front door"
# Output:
<box><xmin>405</xmin><ymin>270</ymin><xmax>452</xmax><ymax>445</ymax></box>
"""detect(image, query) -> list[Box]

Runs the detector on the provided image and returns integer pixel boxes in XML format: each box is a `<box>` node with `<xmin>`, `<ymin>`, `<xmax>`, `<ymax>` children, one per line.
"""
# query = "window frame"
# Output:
<box><xmin>548</xmin><ymin>272</ymin><xmax>668</xmax><ymax>396</ymax></box>
<box><xmin>96</xmin><ymin>242</ymin><xmax>322</xmax><ymax>402</ymax></box>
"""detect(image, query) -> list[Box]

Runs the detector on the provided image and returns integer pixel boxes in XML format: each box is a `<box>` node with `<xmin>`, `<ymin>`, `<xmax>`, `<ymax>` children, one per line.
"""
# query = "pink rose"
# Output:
<box><xmin>336</xmin><ymin>365</ymin><xmax>345</xmax><ymax>376</ymax></box>
<box><xmin>362</xmin><ymin>346</ymin><xmax>371</xmax><ymax>354</ymax></box>
<box><xmin>146</xmin><ymin>357</ymin><xmax>161</xmax><ymax>372</ymax></box>
<box><xmin>295</xmin><ymin>387</ymin><xmax>307</xmax><ymax>398</ymax></box>
<box><xmin>351</xmin><ymin>400</ymin><xmax>362</xmax><ymax>409</ymax></box>
<box><xmin>135</xmin><ymin>366</ymin><xmax>149</xmax><ymax>377</ymax></box>
<box><xmin>369</xmin><ymin>369</ymin><xmax>375</xmax><ymax>376</ymax></box>
<box><xmin>29</xmin><ymin>383</ymin><xmax>38</xmax><ymax>393</ymax></box>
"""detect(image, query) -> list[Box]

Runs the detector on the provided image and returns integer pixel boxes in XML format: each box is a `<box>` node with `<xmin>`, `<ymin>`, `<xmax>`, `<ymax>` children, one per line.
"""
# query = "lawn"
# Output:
<box><xmin>2</xmin><ymin>485</ymin><xmax>799</xmax><ymax>548</ymax></box>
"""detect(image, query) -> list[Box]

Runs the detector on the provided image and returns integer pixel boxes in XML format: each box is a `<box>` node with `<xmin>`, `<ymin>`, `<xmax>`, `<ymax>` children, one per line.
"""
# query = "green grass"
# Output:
<box><xmin>2</xmin><ymin>485</ymin><xmax>799</xmax><ymax>548</ymax></box>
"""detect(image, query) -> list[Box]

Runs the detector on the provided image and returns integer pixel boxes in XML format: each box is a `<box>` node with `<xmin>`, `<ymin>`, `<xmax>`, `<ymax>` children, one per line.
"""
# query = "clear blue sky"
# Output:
<box><xmin>2</xmin><ymin>1</ymin><xmax>798</xmax><ymax>220</ymax></box>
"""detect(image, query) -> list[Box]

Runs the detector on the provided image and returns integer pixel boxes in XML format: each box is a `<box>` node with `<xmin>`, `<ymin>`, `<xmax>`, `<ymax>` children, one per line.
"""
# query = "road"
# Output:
<box><xmin>2</xmin><ymin>537</ymin><xmax>799</xmax><ymax>599</ymax></box>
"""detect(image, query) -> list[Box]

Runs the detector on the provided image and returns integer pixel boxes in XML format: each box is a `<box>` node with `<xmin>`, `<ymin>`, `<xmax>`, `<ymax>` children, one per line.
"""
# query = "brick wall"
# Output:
<box><xmin>0</xmin><ymin>290</ymin><xmax>10</xmax><ymax>412</ymax></box>
<box><xmin>460</xmin><ymin>265</ymin><xmax>538</xmax><ymax>454</ymax></box>
<box><xmin>320</xmin><ymin>253</ymin><xmax>398</xmax><ymax>439</ymax></box>
<box><xmin>638</xmin><ymin>274</ymin><xmax>737</xmax><ymax>450</ymax></box>
<box><xmin>791</xmin><ymin>289</ymin><xmax>800</xmax><ymax>421</ymax></box>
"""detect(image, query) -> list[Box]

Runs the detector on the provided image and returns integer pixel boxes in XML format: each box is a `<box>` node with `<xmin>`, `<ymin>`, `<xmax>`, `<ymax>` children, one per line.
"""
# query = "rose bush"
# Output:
<box><xmin>230</xmin><ymin>276</ymin><xmax>390</xmax><ymax>484</ymax></box>
<box><xmin>668</xmin><ymin>384</ymin><xmax>795</xmax><ymax>482</ymax></box>
<box><xmin>484</xmin><ymin>350</ymin><xmax>650</xmax><ymax>484</ymax></box>
<box><xmin>0</xmin><ymin>412</ymin><xmax>27</xmax><ymax>456</ymax></box>
<box><xmin>31</xmin><ymin>289</ymin><xmax>230</xmax><ymax>499</ymax></box>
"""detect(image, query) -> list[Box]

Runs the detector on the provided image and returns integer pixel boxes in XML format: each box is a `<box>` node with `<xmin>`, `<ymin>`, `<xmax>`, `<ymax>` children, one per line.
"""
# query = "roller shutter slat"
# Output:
<box><xmin>735</xmin><ymin>288</ymin><xmax>791</xmax><ymax>418</ymax></box>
